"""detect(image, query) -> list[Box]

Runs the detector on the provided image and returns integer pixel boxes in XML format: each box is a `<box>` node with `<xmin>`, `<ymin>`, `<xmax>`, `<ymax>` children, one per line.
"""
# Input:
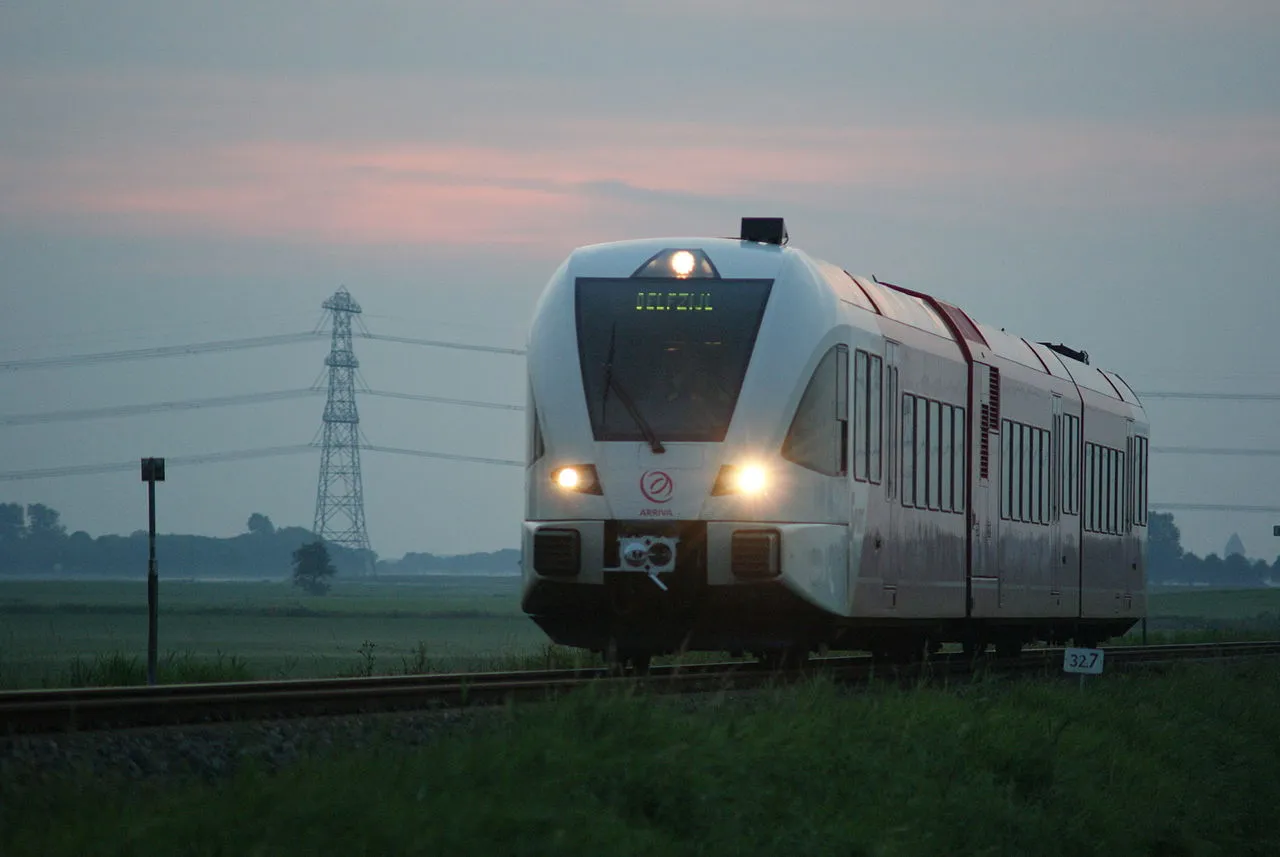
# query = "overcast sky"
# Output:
<box><xmin>1</xmin><ymin>1</ymin><xmax>1278</xmax><ymax>561</ymax></box>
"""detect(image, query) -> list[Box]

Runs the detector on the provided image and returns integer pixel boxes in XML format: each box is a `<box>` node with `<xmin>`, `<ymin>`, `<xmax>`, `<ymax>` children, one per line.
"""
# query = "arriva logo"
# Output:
<box><xmin>640</xmin><ymin>470</ymin><xmax>674</xmax><ymax>504</ymax></box>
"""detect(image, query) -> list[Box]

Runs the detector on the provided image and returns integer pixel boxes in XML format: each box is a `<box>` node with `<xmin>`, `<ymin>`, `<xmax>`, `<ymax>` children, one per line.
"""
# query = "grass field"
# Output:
<box><xmin>4</xmin><ymin>661</ymin><xmax>1279</xmax><ymax>855</ymax></box>
<box><xmin>1147</xmin><ymin>585</ymin><xmax>1280</xmax><ymax>620</ymax></box>
<box><xmin>2</xmin><ymin>578</ymin><xmax>1278</xmax><ymax>689</ymax></box>
<box><xmin>0</xmin><ymin>575</ymin><xmax>554</xmax><ymax>688</ymax></box>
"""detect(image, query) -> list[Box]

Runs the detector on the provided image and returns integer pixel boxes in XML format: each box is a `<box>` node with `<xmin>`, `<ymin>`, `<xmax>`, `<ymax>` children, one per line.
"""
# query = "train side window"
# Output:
<box><xmin>940</xmin><ymin>404</ymin><xmax>953</xmax><ymax>513</ymax></box>
<box><xmin>1105</xmin><ymin>448</ymin><xmax>1116</xmax><ymax>534</ymax></box>
<box><xmin>1018</xmin><ymin>423</ymin><xmax>1029</xmax><ymax>522</ymax></box>
<box><xmin>1097</xmin><ymin>444</ymin><xmax>1106</xmax><ymax>532</ymax></box>
<box><xmin>854</xmin><ymin>351</ymin><xmax>868</xmax><ymax>481</ymax></box>
<box><xmin>953</xmin><ymin>406</ymin><xmax>966</xmax><ymax>513</ymax></box>
<box><xmin>1118</xmin><ymin>449</ymin><xmax>1127</xmax><ymax>534</ymax></box>
<box><xmin>1029</xmin><ymin>427</ymin><xmax>1041</xmax><ymax>524</ymax></box>
<box><xmin>1038</xmin><ymin>428</ymin><xmax>1048</xmax><ymax>525</ymax></box>
<box><xmin>1001</xmin><ymin>420</ymin><xmax>1012</xmax><ymax>520</ymax></box>
<box><xmin>1025</xmin><ymin>425</ymin><xmax>1035</xmax><ymax>523</ymax></box>
<box><xmin>1098</xmin><ymin>447</ymin><xmax>1106</xmax><ymax>533</ymax></box>
<box><xmin>1062</xmin><ymin>417</ymin><xmax>1072</xmax><ymax>515</ymax></box>
<box><xmin>902</xmin><ymin>394</ymin><xmax>916</xmax><ymax>507</ymax></box>
<box><xmin>1107</xmin><ymin>448</ymin><xmax>1114</xmax><ymax>532</ymax></box>
<box><xmin>1066</xmin><ymin>415</ymin><xmax>1080</xmax><ymax>515</ymax></box>
<box><xmin>853</xmin><ymin>351</ymin><xmax>883</xmax><ymax>485</ymax></box>
<box><xmin>916</xmin><ymin>395</ymin><xmax>929</xmax><ymax>509</ymax></box>
<box><xmin>1084</xmin><ymin>443</ymin><xmax>1094</xmax><ymax>531</ymax></box>
<box><xmin>1040</xmin><ymin>428</ymin><xmax>1051</xmax><ymax>525</ymax></box>
<box><xmin>1115</xmin><ymin>449</ymin><xmax>1125</xmax><ymax>535</ymax></box>
<box><xmin>1094</xmin><ymin>444</ymin><xmax>1104</xmax><ymax>532</ymax></box>
<box><xmin>782</xmin><ymin>344</ymin><xmax>848</xmax><ymax>477</ymax></box>
<box><xmin>869</xmin><ymin>355</ymin><xmax>883</xmax><ymax>484</ymax></box>
<box><xmin>1050</xmin><ymin>414</ymin><xmax>1061</xmax><ymax>521</ymax></box>
<box><xmin>1125</xmin><ymin>436</ymin><xmax>1134</xmax><ymax>533</ymax></box>
<box><xmin>925</xmin><ymin>399</ymin><xmax>939</xmax><ymax>510</ymax></box>
<box><xmin>886</xmin><ymin>364</ymin><xmax>899</xmax><ymax>500</ymax></box>
<box><xmin>528</xmin><ymin>394</ymin><xmax>545</xmax><ymax>466</ymax></box>
<box><xmin>1136</xmin><ymin>436</ymin><xmax>1148</xmax><ymax>526</ymax></box>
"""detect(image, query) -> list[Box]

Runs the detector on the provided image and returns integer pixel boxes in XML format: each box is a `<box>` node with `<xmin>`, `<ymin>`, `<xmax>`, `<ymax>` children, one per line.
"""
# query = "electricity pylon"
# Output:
<box><xmin>313</xmin><ymin>287</ymin><xmax>372</xmax><ymax>555</ymax></box>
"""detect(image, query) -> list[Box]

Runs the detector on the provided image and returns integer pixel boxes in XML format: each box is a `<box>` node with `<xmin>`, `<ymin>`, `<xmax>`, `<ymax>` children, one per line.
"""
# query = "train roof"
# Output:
<box><xmin>563</xmin><ymin>230</ymin><xmax>1137</xmax><ymax>405</ymax></box>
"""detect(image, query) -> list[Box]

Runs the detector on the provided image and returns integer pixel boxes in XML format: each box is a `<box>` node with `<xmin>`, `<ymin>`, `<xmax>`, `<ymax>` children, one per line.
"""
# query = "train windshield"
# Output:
<box><xmin>576</xmin><ymin>278</ymin><xmax>773</xmax><ymax>443</ymax></box>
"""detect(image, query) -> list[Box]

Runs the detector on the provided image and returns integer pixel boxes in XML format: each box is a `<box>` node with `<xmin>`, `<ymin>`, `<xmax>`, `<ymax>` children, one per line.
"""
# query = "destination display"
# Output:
<box><xmin>635</xmin><ymin>291</ymin><xmax>715</xmax><ymax>312</ymax></box>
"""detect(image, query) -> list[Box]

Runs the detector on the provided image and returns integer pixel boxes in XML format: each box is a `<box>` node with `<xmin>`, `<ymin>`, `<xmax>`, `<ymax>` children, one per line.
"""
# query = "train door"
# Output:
<box><xmin>881</xmin><ymin>341</ymin><xmax>901</xmax><ymax>605</ymax></box>
<box><xmin>968</xmin><ymin>362</ymin><xmax>1000</xmax><ymax>615</ymax></box>
<box><xmin>1049</xmin><ymin>395</ymin><xmax>1063</xmax><ymax>608</ymax></box>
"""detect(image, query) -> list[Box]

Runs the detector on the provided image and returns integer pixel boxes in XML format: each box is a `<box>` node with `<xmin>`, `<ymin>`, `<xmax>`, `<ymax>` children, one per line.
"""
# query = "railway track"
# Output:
<box><xmin>4</xmin><ymin>640</ymin><xmax>1279</xmax><ymax>736</ymax></box>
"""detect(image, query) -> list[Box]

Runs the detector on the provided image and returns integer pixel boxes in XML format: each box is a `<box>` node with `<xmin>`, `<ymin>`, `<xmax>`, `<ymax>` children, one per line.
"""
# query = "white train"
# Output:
<box><xmin>521</xmin><ymin>218</ymin><xmax>1149</xmax><ymax>668</ymax></box>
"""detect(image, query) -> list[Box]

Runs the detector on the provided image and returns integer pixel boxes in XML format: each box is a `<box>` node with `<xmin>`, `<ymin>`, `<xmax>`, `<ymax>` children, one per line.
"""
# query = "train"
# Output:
<box><xmin>520</xmin><ymin>218</ymin><xmax>1149</xmax><ymax>669</ymax></box>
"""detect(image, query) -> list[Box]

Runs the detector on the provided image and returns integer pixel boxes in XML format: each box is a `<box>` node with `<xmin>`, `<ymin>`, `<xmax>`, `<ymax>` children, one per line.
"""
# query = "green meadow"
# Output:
<box><xmin>0</xmin><ymin>575</ymin><xmax>552</xmax><ymax>688</ymax></box>
<box><xmin>1</xmin><ymin>577</ymin><xmax>1277</xmax><ymax>689</ymax></box>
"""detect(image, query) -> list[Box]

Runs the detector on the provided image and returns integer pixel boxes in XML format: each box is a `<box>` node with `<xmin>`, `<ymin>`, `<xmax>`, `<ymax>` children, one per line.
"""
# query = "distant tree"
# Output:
<box><xmin>292</xmin><ymin>540</ymin><xmax>336</xmax><ymax>595</ymax></box>
<box><xmin>1147</xmin><ymin>512</ymin><xmax>1183</xmax><ymax>582</ymax></box>
<box><xmin>247</xmin><ymin>513</ymin><xmax>275</xmax><ymax>536</ymax></box>
<box><xmin>25</xmin><ymin>503</ymin><xmax>65</xmax><ymax>539</ymax></box>
<box><xmin>0</xmin><ymin>503</ymin><xmax>24</xmax><ymax>541</ymax></box>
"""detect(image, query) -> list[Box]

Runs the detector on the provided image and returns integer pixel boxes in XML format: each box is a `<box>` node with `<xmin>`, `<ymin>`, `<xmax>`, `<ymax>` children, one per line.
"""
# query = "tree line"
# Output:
<box><xmin>1147</xmin><ymin>512</ymin><xmax>1278</xmax><ymax>587</ymax></box>
<box><xmin>1</xmin><ymin>501</ymin><xmax>1271</xmax><ymax>585</ymax></box>
<box><xmin>0</xmin><ymin>502</ymin><xmax>516</xmax><ymax>578</ymax></box>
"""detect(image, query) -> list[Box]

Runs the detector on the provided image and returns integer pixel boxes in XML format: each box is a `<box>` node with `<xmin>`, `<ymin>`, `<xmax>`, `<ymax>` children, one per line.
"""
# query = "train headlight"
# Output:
<box><xmin>550</xmin><ymin>464</ymin><xmax>603</xmax><ymax>495</ymax></box>
<box><xmin>711</xmin><ymin>464</ymin><xmax>769</xmax><ymax>497</ymax></box>
<box><xmin>631</xmin><ymin>248</ymin><xmax>720</xmax><ymax>279</ymax></box>
<box><xmin>670</xmin><ymin>250</ymin><xmax>696</xmax><ymax>277</ymax></box>
<box><xmin>735</xmin><ymin>465</ymin><xmax>767</xmax><ymax>495</ymax></box>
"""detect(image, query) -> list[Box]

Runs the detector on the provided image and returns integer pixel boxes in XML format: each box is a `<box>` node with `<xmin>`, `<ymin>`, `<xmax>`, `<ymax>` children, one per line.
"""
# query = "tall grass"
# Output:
<box><xmin>5</xmin><ymin>661</ymin><xmax>1279</xmax><ymax>855</ymax></box>
<box><xmin>57</xmin><ymin>650</ymin><xmax>253</xmax><ymax>686</ymax></box>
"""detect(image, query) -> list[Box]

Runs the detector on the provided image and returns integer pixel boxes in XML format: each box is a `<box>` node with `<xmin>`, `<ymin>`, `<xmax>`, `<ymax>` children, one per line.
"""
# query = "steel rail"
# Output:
<box><xmin>4</xmin><ymin>641</ymin><xmax>1279</xmax><ymax>736</ymax></box>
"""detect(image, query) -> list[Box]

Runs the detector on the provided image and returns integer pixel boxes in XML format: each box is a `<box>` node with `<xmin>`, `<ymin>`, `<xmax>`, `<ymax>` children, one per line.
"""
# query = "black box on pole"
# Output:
<box><xmin>141</xmin><ymin>458</ymin><xmax>165</xmax><ymax>482</ymax></box>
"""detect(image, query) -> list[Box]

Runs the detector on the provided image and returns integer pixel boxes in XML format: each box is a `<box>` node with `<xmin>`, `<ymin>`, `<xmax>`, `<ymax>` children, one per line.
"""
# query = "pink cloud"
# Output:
<box><xmin>4</xmin><ymin>115</ymin><xmax>1279</xmax><ymax>247</ymax></box>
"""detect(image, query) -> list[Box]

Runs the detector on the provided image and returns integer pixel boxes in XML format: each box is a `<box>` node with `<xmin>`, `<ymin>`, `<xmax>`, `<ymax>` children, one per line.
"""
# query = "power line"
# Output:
<box><xmin>0</xmin><ymin>331</ymin><xmax>525</xmax><ymax>372</ymax></box>
<box><xmin>363</xmin><ymin>444</ymin><xmax>522</xmax><ymax>467</ymax></box>
<box><xmin>358</xmin><ymin>332</ymin><xmax>526</xmax><ymax>356</ymax></box>
<box><xmin>0</xmin><ymin>445</ymin><xmax>317</xmax><ymax>481</ymax></box>
<box><xmin>1</xmin><ymin>389</ymin><xmax>523</xmax><ymax>427</ymax></box>
<box><xmin>1138</xmin><ymin>391</ymin><xmax>1280</xmax><ymax>402</ymax></box>
<box><xmin>1151</xmin><ymin>502</ymin><xmax>1280</xmax><ymax>514</ymax></box>
<box><xmin>0</xmin><ymin>390</ymin><xmax>319</xmax><ymax>426</ymax></box>
<box><xmin>1152</xmin><ymin>446</ymin><xmax>1280</xmax><ymax>457</ymax></box>
<box><xmin>0</xmin><ymin>442</ymin><xmax>523</xmax><ymax>482</ymax></box>
<box><xmin>363</xmin><ymin>390</ymin><xmax>523</xmax><ymax>411</ymax></box>
<box><xmin>0</xmin><ymin>333</ymin><xmax>320</xmax><ymax>372</ymax></box>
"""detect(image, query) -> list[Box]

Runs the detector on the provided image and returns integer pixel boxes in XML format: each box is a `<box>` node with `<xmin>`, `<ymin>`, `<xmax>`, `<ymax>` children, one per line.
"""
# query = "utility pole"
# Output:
<box><xmin>313</xmin><ymin>288</ymin><xmax>372</xmax><ymax>561</ymax></box>
<box><xmin>141</xmin><ymin>457</ymin><xmax>165</xmax><ymax>685</ymax></box>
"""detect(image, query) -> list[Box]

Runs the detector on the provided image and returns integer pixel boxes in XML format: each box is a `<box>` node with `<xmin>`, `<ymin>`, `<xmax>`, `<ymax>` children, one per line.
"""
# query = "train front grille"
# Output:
<box><xmin>731</xmin><ymin>529</ymin><xmax>780</xmax><ymax>580</ymax></box>
<box><xmin>533</xmin><ymin>528</ymin><xmax>580</xmax><ymax>576</ymax></box>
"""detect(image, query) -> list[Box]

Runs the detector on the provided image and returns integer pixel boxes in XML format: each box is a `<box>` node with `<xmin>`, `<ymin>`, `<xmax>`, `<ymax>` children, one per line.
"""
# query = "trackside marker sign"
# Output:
<box><xmin>1063</xmin><ymin>647</ymin><xmax>1104</xmax><ymax>675</ymax></box>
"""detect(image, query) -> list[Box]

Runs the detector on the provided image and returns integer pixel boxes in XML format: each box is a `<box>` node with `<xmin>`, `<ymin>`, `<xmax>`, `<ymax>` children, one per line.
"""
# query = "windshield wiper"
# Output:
<box><xmin>602</xmin><ymin>325</ymin><xmax>665</xmax><ymax>454</ymax></box>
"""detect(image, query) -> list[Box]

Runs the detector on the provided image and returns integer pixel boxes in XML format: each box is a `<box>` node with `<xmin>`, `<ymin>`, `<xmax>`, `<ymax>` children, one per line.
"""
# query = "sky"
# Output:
<box><xmin>1</xmin><ymin>0</ymin><xmax>1278</xmax><ymax>561</ymax></box>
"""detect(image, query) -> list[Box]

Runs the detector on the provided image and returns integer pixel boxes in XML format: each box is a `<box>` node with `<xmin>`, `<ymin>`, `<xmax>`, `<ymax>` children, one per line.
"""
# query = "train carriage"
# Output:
<box><xmin>522</xmin><ymin>218</ymin><xmax>1148</xmax><ymax>666</ymax></box>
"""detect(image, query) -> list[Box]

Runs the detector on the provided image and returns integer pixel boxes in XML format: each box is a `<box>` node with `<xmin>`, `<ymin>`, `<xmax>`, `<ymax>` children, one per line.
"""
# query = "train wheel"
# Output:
<box><xmin>962</xmin><ymin>637</ymin><xmax>988</xmax><ymax>659</ymax></box>
<box><xmin>755</xmin><ymin>647</ymin><xmax>809</xmax><ymax>671</ymax></box>
<box><xmin>605</xmin><ymin>640</ymin><xmax>651</xmax><ymax>676</ymax></box>
<box><xmin>871</xmin><ymin>637</ymin><xmax>927</xmax><ymax>665</ymax></box>
<box><xmin>994</xmin><ymin>639</ymin><xmax>1022</xmax><ymax>659</ymax></box>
